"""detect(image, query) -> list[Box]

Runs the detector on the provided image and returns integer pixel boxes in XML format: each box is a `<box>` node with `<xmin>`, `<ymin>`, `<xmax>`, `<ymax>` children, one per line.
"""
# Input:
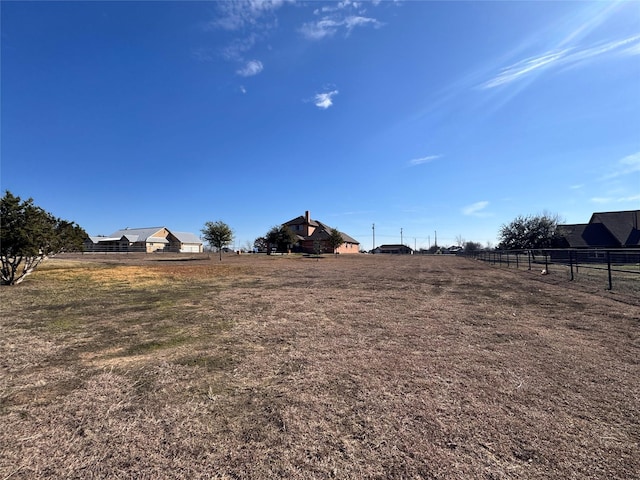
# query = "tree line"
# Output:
<box><xmin>2</xmin><ymin>189</ymin><xmax>563</xmax><ymax>285</ymax></box>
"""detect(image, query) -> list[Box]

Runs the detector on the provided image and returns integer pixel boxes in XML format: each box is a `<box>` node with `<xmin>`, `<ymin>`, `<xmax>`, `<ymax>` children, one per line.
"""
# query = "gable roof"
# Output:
<box><xmin>105</xmin><ymin>227</ymin><xmax>202</xmax><ymax>245</ymax></box>
<box><xmin>284</xmin><ymin>215</ymin><xmax>319</xmax><ymax>227</ymax></box>
<box><xmin>283</xmin><ymin>212</ymin><xmax>359</xmax><ymax>245</ymax></box>
<box><xmin>558</xmin><ymin>210</ymin><xmax>640</xmax><ymax>248</ymax></box>
<box><xmin>172</xmin><ymin>231</ymin><xmax>201</xmax><ymax>244</ymax></box>
<box><xmin>313</xmin><ymin>221</ymin><xmax>359</xmax><ymax>244</ymax></box>
<box><xmin>557</xmin><ymin>223</ymin><xmax>619</xmax><ymax>248</ymax></box>
<box><xmin>109</xmin><ymin>227</ymin><xmax>166</xmax><ymax>242</ymax></box>
<box><xmin>589</xmin><ymin>210</ymin><xmax>640</xmax><ymax>247</ymax></box>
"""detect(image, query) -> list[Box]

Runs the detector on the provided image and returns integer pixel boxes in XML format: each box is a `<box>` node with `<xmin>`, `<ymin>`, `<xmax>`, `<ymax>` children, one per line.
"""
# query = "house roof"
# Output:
<box><xmin>589</xmin><ymin>210</ymin><xmax>640</xmax><ymax>247</ymax></box>
<box><xmin>376</xmin><ymin>244</ymin><xmax>413</xmax><ymax>250</ymax></box>
<box><xmin>87</xmin><ymin>236</ymin><xmax>120</xmax><ymax>244</ymax></box>
<box><xmin>557</xmin><ymin>223</ymin><xmax>618</xmax><ymax>248</ymax></box>
<box><xmin>147</xmin><ymin>236</ymin><xmax>169</xmax><ymax>244</ymax></box>
<box><xmin>558</xmin><ymin>210</ymin><xmax>640</xmax><ymax>248</ymax></box>
<box><xmin>284</xmin><ymin>215</ymin><xmax>320</xmax><ymax>227</ymax></box>
<box><xmin>105</xmin><ymin>227</ymin><xmax>202</xmax><ymax>245</ymax></box>
<box><xmin>109</xmin><ymin>227</ymin><xmax>166</xmax><ymax>242</ymax></box>
<box><xmin>309</xmin><ymin>221</ymin><xmax>359</xmax><ymax>244</ymax></box>
<box><xmin>172</xmin><ymin>231</ymin><xmax>202</xmax><ymax>244</ymax></box>
<box><xmin>283</xmin><ymin>213</ymin><xmax>359</xmax><ymax>245</ymax></box>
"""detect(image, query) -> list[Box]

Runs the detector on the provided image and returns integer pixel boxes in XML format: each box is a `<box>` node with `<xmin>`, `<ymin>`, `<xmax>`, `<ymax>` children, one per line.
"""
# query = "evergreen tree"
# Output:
<box><xmin>1</xmin><ymin>191</ymin><xmax>86</xmax><ymax>285</ymax></box>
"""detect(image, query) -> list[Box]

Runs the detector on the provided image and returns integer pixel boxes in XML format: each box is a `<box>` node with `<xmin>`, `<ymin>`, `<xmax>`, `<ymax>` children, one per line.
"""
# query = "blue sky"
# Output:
<box><xmin>2</xmin><ymin>1</ymin><xmax>639</xmax><ymax>251</ymax></box>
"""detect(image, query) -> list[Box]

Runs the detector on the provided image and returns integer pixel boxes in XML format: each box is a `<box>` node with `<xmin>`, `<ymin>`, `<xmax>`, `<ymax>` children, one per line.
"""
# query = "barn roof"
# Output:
<box><xmin>172</xmin><ymin>231</ymin><xmax>201</xmax><ymax>244</ymax></box>
<box><xmin>108</xmin><ymin>227</ymin><xmax>166</xmax><ymax>242</ymax></box>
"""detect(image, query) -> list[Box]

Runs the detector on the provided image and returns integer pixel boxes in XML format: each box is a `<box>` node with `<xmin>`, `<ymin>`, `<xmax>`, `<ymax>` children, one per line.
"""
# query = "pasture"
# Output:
<box><xmin>1</xmin><ymin>254</ymin><xmax>638</xmax><ymax>479</ymax></box>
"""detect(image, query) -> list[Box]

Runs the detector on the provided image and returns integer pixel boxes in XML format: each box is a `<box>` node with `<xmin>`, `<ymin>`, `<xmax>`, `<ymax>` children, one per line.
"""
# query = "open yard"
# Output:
<box><xmin>1</xmin><ymin>253</ymin><xmax>638</xmax><ymax>479</ymax></box>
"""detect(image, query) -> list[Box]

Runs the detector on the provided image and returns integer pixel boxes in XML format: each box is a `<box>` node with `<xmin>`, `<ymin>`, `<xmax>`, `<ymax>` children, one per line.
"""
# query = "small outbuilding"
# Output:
<box><xmin>372</xmin><ymin>244</ymin><xmax>414</xmax><ymax>254</ymax></box>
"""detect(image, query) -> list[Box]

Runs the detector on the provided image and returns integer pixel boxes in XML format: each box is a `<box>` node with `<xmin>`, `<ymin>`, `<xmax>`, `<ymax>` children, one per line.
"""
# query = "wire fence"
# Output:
<box><xmin>466</xmin><ymin>248</ymin><xmax>640</xmax><ymax>294</ymax></box>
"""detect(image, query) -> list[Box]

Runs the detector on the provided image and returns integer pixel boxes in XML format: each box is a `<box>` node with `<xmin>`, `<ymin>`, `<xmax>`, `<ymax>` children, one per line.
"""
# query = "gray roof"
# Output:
<box><xmin>109</xmin><ymin>227</ymin><xmax>166</xmax><ymax>242</ymax></box>
<box><xmin>172</xmin><ymin>231</ymin><xmax>202</xmax><ymax>244</ymax></box>
<box><xmin>147</xmin><ymin>236</ymin><xmax>169</xmax><ymax>244</ymax></box>
<box><xmin>87</xmin><ymin>236</ymin><xmax>120</xmax><ymax>244</ymax></box>
<box><xmin>106</xmin><ymin>227</ymin><xmax>202</xmax><ymax>245</ymax></box>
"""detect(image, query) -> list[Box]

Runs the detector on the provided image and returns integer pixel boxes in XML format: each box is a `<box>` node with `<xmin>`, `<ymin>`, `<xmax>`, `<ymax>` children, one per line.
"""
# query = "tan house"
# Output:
<box><xmin>85</xmin><ymin>227</ymin><xmax>203</xmax><ymax>253</ymax></box>
<box><xmin>284</xmin><ymin>211</ymin><xmax>360</xmax><ymax>254</ymax></box>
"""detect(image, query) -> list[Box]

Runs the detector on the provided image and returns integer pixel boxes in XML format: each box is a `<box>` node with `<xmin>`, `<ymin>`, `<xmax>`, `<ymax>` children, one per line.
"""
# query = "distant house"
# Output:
<box><xmin>372</xmin><ymin>244</ymin><xmax>413</xmax><ymax>254</ymax></box>
<box><xmin>557</xmin><ymin>210</ymin><xmax>640</xmax><ymax>248</ymax></box>
<box><xmin>85</xmin><ymin>227</ymin><xmax>203</xmax><ymax>253</ymax></box>
<box><xmin>283</xmin><ymin>211</ymin><xmax>360</xmax><ymax>254</ymax></box>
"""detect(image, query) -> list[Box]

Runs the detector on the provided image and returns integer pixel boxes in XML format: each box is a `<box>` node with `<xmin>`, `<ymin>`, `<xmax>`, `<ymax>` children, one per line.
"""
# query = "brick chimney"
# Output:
<box><xmin>305</xmin><ymin>210</ymin><xmax>310</xmax><ymax>224</ymax></box>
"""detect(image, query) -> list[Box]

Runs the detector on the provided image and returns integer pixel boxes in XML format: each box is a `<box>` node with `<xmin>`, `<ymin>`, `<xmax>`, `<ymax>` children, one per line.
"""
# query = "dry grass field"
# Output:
<box><xmin>1</xmin><ymin>253</ymin><xmax>638</xmax><ymax>479</ymax></box>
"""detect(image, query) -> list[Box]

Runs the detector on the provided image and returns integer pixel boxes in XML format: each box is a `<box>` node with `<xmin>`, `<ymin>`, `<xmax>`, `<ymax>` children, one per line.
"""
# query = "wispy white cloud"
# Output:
<box><xmin>299</xmin><ymin>18</ymin><xmax>341</xmax><ymax>40</ymax></box>
<box><xmin>462</xmin><ymin>201</ymin><xmax>491</xmax><ymax>217</ymax></box>
<box><xmin>591</xmin><ymin>194</ymin><xmax>640</xmax><ymax>204</ymax></box>
<box><xmin>481</xmin><ymin>49</ymin><xmax>570</xmax><ymax>89</ymax></box>
<box><xmin>344</xmin><ymin>16</ymin><xmax>382</xmax><ymax>33</ymax></box>
<box><xmin>481</xmin><ymin>34</ymin><xmax>640</xmax><ymax>90</ymax></box>
<box><xmin>221</xmin><ymin>34</ymin><xmax>259</xmax><ymax>62</ymax></box>
<box><xmin>191</xmin><ymin>47</ymin><xmax>215</xmax><ymax>62</ymax></box>
<box><xmin>205</xmin><ymin>0</ymin><xmax>387</xmax><ymax>84</ymax></box>
<box><xmin>408</xmin><ymin>155</ymin><xmax>440</xmax><ymax>167</ymax></box>
<box><xmin>314</xmin><ymin>90</ymin><xmax>339</xmax><ymax>109</ymax></box>
<box><xmin>300</xmin><ymin>15</ymin><xmax>382</xmax><ymax>40</ymax></box>
<box><xmin>208</xmin><ymin>0</ymin><xmax>290</xmax><ymax>31</ymax></box>
<box><xmin>603</xmin><ymin>151</ymin><xmax>640</xmax><ymax>180</ymax></box>
<box><xmin>236</xmin><ymin>60</ymin><xmax>264</xmax><ymax>77</ymax></box>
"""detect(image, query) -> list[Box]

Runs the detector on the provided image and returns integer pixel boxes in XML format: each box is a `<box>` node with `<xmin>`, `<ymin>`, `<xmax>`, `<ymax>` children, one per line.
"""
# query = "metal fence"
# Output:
<box><xmin>466</xmin><ymin>248</ymin><xmax>640</xmax><ymax>292</ymax></box>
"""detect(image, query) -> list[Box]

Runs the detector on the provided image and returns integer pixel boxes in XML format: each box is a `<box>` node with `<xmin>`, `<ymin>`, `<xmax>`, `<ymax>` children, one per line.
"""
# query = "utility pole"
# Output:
<box><xmin>428</xmin><ymin>235</ymin><xmax>430</xmax><ymax>249</ymax></box>
<box><xmin>372</xmin><ymin>223</ymin><xmax>375</xmax><ymax>252</ymax></box>
<box><xmin>434</xmin><ymin>230</ymin><xmax>437</xmax><ymax>247</ymax></box>
<box><xmin>400</xmin><ymin>228</ymin><xmax>403</xmax><ymax>245</ymax></box>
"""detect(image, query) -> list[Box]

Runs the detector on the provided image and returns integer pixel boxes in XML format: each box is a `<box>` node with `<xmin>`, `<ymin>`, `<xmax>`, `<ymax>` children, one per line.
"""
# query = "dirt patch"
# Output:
<box><xmin>1</xmin><ymin>254</ymin><xmax>638</xmax><ymax>479</ymax></box>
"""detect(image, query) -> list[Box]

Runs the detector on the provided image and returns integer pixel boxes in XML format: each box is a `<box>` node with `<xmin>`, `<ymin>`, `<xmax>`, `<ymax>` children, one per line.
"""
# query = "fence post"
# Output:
<box><xmin>528</xmin><ymin>250</ymin><xmax>532</xmax><ymax>270</ymax></box>
<box><xmin>545</xmin><ymin>252</ymin><xmax>548</xmax><ymax>272</ymax></box>
<box><xmin>607</xmin><ymin>250</ymin><xmax>612</xmax><ymax>290</ymax></box>
<box><xmin>569</xmin><ymin>250</ymin><xmax>574</xmax><ymax>281</ymax></box>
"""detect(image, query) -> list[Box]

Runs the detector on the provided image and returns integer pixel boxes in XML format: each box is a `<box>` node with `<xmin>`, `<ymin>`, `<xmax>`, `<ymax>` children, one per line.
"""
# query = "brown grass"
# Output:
<box><xmin>0</xmin><ymin>253</ymin><xmax>638</xmax><ymax>479</ymax></box>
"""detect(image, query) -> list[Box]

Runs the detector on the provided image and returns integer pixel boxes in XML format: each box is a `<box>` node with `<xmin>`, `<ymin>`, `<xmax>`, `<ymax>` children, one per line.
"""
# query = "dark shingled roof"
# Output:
<box><xmin>558</xmin><ymin>210</ymin><xmax>640</xmax><ymax>248</ymax></box>
<box><xmin>589</xmin><ymin>211</ymin><xmax>640</xmax><ymax>247</ymax></box>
